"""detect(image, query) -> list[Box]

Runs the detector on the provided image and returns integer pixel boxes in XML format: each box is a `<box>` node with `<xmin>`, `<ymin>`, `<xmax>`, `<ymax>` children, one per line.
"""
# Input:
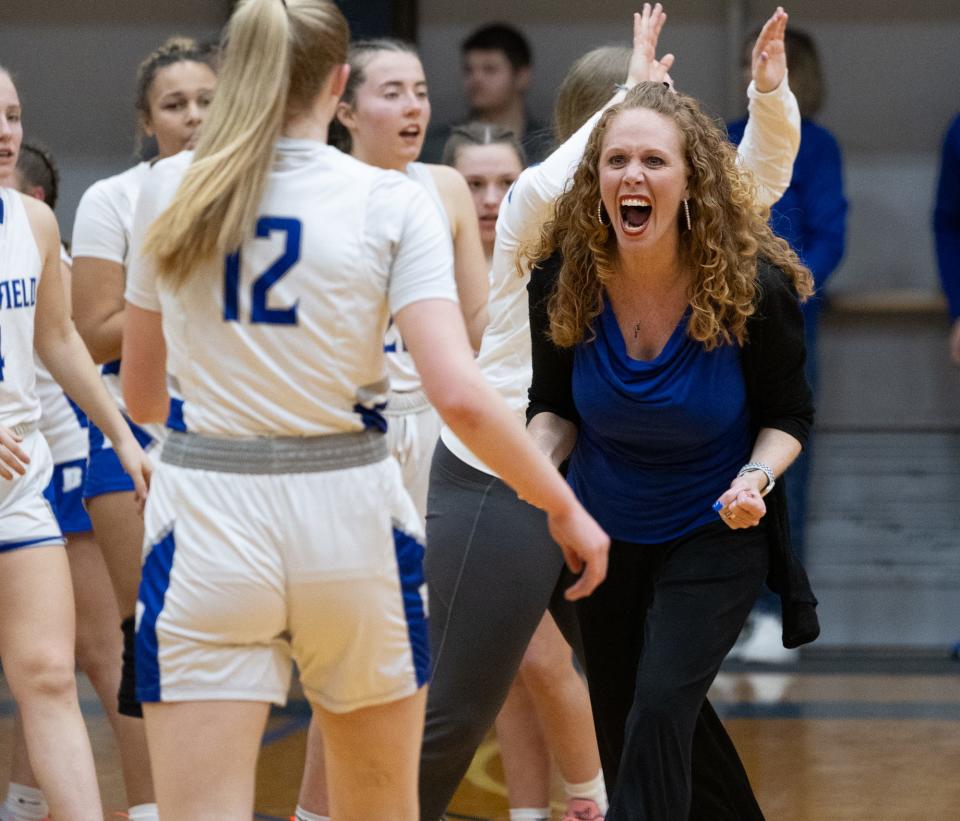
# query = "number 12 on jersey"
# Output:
<box><xmin>223</xmin><ymin>216</ymin><xmax>302</xmax><ymax>325</ymax></box>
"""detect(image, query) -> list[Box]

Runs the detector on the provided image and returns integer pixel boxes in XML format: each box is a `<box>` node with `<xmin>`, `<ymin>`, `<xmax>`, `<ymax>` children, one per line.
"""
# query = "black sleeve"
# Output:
<box><xmin>742</xmin><ymin>262</ymin><xmax>815</xmax><ymax>447</ymax></box>
<box><xmin>526</xmin><ymin>254</ymin><xmax>580</xmax><ymax>426</ymax></box>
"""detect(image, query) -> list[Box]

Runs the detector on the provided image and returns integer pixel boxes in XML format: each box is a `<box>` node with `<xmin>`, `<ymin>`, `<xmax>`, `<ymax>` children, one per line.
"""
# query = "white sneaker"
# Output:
<box><xmin>737</xmin><ymin>613</ymin><xmax>799</xmax><ymax>664</ymax></box>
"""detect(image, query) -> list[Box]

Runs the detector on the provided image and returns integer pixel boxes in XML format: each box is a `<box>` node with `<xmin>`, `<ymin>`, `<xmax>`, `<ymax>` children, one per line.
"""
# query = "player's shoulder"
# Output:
<box><xmin>78</xmin><ymin>161</ymin><xmax>150</xmax><ymax>210</ymax></box>
<box><xmin>17</xmin><ymin>191</ymin><xmax>59</xmax><ymax>255</ymax></box>
<box><xmin>19</xmin><ymin>189</ymin><xmax>56</xmax><ymax>230</ymax></box>
<box><xmin>419</xmin><ymin>162</ymin><xmax>465</xmax><ymax>194</ymax></box>
<box><xmin>327</xmin><ymin>146</ymin><xmax>405</xmax><ymax>186</ymax></box>
<box><xmin>147</xmin><ymin>151</ymin><xmax>193</xmax><ymax>196</ymax></box>
<box><xmin>335</xmin><ymin>153</ymin><xmax>430</xmax><ymax>213</ymax></box>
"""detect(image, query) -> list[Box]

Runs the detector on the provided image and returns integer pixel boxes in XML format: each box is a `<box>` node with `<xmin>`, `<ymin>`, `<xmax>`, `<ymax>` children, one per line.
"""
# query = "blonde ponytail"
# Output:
<box><xmin>143</xmin><ymin>0</ymin><xmax>349</xmax><ymax>287</ymax></box>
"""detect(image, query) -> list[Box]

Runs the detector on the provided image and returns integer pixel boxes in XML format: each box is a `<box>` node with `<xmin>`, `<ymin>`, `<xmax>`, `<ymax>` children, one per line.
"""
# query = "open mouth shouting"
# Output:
<box><xmin>619</xmin><ymin>195</ymin><xmax>652</xmax><ymax>234</ymax></box>
<box><xmin>399</xmin><ymin>124</ymin><xmax>422</xmax><ymax>143</ymax></box>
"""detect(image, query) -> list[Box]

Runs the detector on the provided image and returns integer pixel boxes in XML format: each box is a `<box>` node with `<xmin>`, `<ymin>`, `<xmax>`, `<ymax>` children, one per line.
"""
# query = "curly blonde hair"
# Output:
<box><xmin>525</xmin><ymin>81</ymin><xmax>812</xmax><ymax>350</ymax></box>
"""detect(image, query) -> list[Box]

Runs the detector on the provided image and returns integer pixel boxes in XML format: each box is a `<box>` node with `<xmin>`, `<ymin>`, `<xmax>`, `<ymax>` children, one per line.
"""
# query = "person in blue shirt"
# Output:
<box><xmin>526</xmin><ymin>80</ymin><xmax>816</xmax><ymax>821</ymax></box>
<box><xmin>934</xmin><ymin>113</ymin><xmax>960</xmax><ymax>365</ymax></box>
<box><xmin>727</xmin><ymin>27</ymin><xmax>847</xmax><ymax>660</ymax></box>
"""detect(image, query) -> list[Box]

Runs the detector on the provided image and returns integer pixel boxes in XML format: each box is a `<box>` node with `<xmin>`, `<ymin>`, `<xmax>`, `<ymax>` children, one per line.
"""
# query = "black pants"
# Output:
<box><xmin>420</xmin><ymin>443</ymin><xmax>767</xmax><ymax>820</ymax></box>
<box><xmin>577</xmin><ymin>522</ymin><xmax>769</xmax><ymax>821</ymax></box>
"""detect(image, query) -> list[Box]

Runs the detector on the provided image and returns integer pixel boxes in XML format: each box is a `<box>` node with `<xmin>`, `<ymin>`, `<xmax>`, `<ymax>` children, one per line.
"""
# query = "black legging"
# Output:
<box><xmin>577</xmin><ymin>525</ymin><xmax>769</xmax><ymax>820</ymax></box>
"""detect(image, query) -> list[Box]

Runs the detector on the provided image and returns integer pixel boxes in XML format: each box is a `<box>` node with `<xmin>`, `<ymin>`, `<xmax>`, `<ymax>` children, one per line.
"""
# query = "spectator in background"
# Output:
<box><xmin>727</xmin><ymin>26</ymin><xmax>847</xmax><ymax>662</ymax></box>
<box><xmin>934</xmin><ymin>113</ymin><xmax>960</xmax><ymax>365</ymax></box>
<box><xmin>422</xmin><ymin>23</ymin><xmax>553</xmax><ymax>163</ymax></box>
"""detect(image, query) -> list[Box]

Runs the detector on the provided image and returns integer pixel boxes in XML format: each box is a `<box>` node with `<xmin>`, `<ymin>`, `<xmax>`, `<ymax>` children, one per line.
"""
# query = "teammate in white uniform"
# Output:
<box><xmin>413</xmin><ymin>8</ymin><xmax>806</xmax><ymax>821</ymax></box>
<box><xmin>70</xmin><ymin>40</ymin><xmax>217</xmax><ymax>783</ymax></box>
<box><xmin>443</xmin><ymin>122</ymin><xmax>608</xmax><ymax>821</ymax></box>
<box><xmin>329</xmin><ymin>39</ymin><xmax>489</xmax><ymax>521</ymax></box>
<box><xmin>120</xmin><ymin>3</ymin><xmax>606</xmax><ymax>819</ymax></box>
<box><xmin>0</xmin><ymin>65</ymin><xmax>151</xmax><ymax>821</ymax></box>
<box><xmin>293</xmin><ymin>40</ymin><xmax>493</xmax><ymax>820</ymax></box>
<box><xmin>1</xmin><ymin>141</ymin><xmax>162</xmax><ymax>821</ymax></box>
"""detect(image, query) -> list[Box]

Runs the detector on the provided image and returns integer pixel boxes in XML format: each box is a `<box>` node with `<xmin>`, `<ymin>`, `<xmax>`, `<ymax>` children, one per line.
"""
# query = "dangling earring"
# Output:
<box><xmin>683</xmin><ymin>198</ymin><xmax>692</xmax><ymax>231</ymax></box>
<box><xmin>597</xmin><ymin>199</ymin><xmax>610</xmax><ymax>227</ymax></box>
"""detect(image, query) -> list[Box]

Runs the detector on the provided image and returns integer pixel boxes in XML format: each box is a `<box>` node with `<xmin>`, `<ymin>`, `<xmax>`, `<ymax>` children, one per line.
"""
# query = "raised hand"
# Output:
<box><xmin>752</xmin><ymin>6</ymin><xmax>789</xmax><ymax>93</ymax></box>
<box><xmin>626</xmin><ymin>3</ymin><xmax>675</xmax><ymax>88</ymax></box>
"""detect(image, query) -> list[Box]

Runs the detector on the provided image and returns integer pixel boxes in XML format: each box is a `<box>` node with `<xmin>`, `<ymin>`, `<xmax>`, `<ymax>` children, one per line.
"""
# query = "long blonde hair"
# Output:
<box><xmin>552</xmin><ymin>46</ymin><xmax>630</xmax><ymax>144</ymax></box>
<box><xmin>143</xmin><ymin>0</ymin><xmax>349</xmax><ymax>286</ymax></box>
<box><xmin>527</xmin><ymin>82</ymin><xmax>812</xmax><ymax>350</ymax></box>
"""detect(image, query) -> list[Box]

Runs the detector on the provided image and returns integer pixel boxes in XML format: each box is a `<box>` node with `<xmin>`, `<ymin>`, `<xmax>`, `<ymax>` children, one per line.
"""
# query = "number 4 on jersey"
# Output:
<box><xmin>223</xmin><ymin>216</ymin><xmax>301</xmax><ymax>325</ymax></box>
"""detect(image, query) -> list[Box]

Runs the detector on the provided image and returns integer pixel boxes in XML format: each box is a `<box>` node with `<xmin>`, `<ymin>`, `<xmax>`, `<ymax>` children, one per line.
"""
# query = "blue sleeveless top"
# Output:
<box><xmin>566</xmin><ymin>297</ymin><xmax>752</xmax><ymax>543</ymax></box>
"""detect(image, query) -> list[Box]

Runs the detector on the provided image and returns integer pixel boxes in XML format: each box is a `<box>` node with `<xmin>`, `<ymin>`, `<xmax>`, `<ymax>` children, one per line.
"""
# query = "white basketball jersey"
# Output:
<box><xmin>0</xmin><ymin>188</ymin><xmax>43</xmax><ymax>431</ymax></box>
<box><xmin>382</xmin><ymin>162</ymin><xmax>452</xmax><ymax>394</ymax></box>
<box><xmin>125</xmin><ymin>139</ymin><xmax>457</xmax><ymax>438</ymax></box>
<box><xmin>72</xmin><ymin>161</ymin><xmax>169</xmax><ymax>441</ymax></box>
<box><xmin>34</xmin><ymin>246</ymin><xmax>88</xmax><ymax>463</ymax></box>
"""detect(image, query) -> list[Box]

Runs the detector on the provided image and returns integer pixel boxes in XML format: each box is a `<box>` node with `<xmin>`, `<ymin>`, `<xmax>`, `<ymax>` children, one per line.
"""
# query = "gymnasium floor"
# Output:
<box><xmin>2</xmin><ymin>652</ymin><xmax>958</xmax><ymax>820</ymax></box>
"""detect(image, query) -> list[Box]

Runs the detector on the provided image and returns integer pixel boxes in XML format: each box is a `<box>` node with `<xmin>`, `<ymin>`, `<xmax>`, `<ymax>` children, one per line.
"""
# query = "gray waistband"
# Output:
<box><xmin>384</xmin><ymin>388</ymin><xmax>432</xmax><ymax>415</ymax></box>
<box><xmin>160</xmin><ymin>429</ymin><xmax>388</xmax><ymax>474</ymax></box>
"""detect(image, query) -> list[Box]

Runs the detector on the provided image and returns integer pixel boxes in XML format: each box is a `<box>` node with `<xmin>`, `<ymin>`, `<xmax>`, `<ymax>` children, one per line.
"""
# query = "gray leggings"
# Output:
<box><xmin>417</xmin><ymin>442</ymin><xmax>765</xmax><ymax>821</ymax></box>
<box><xmin>419</xmin><ymin>441</ymin><xmax>581</xmax><ymax>821</ymax></box>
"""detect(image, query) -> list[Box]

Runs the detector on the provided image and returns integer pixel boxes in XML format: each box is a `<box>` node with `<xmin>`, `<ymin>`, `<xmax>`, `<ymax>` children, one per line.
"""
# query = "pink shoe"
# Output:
<box><xmin>562</xmin><ymin>797</ymin><xmax>605</xmax><ymax>820</ymax></box>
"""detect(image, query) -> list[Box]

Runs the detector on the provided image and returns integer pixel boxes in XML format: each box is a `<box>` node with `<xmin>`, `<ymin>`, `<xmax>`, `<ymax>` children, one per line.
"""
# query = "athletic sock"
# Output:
<box><xmin>293</xmin><ymin>807</ymin><xmax>330</xmax><ymax>821</ymax></box>
<box><xmin>563</xmin><ymin>768</ymin><xmax>608</xmax><ymax>814</ymax></box>
<box><xmin>0</xmin><ymin>783</ymin><xmax>49</xmax><ymax>821</ymax></box>
<box><xmin>128</xmin><ymin>803</ymin><xmax>160</xmax><ymax>821</ymax></box>
<box><xmin>509</xmin><ymin>808</ymin><xmax>550</xmax><ymax>821</ymax></box>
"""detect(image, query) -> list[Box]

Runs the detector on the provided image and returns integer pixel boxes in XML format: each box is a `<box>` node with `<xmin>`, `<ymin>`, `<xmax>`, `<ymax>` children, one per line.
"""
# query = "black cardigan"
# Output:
<box><xmin>526</xmin><ymin>255</ymin><xmax>820</xmax><ymax>649</ymax></box>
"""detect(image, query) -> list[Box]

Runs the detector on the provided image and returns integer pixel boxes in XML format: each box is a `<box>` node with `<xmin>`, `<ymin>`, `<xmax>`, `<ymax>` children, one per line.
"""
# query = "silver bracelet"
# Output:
<box><xmin>737</xmin><ymin>462</ymin><xmax>776</xmax><ymax>496</ymax></box>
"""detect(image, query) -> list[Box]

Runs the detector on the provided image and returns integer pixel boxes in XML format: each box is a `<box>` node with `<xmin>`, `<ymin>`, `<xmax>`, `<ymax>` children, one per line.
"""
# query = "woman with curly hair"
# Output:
<box><xmin>526</xmin><ymin>79</ymin><xmax>816</xmax><ymax>820</ymax></box>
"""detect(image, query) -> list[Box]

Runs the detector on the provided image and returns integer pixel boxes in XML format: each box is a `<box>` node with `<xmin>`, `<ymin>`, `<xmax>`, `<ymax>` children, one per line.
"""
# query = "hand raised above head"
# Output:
<box><xmin>752</xmin><ymin>6</ymin><xmax>789</xmax><ymax>93</ymax></box>
<box><xmin>626</xmin><ymin>3</ymin><xmax>676</xmax><ymax>88</ymax></box>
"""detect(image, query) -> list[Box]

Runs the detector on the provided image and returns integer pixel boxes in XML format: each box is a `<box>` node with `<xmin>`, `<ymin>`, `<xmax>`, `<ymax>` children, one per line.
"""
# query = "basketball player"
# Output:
<box><xmin>0</xmin><ymin>64</ymin><xmax>151</xmax><ymax>821</ymax></box>
<box><xmin>0</xmin><ymin>141</ymin><xmax>156</xmax><ymax>821</ymax></box>
<box><xmin>118</xmin><ymin>2</ymin><xmax>607</xmax><ymax>820</ymax></box>
<box><xmin>329</xmin><ymin>38</ymin><xmax>489</xmax><ymax>521</ymax></box>
<box><xmin>70</xmin><ymin>38</ymin><xmax>217</xmax><ymax>738</ymax></box>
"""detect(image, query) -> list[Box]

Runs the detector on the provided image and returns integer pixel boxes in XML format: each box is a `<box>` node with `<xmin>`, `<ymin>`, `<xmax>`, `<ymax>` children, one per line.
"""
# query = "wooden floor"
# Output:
<box><xmin>2</xmin><ymin>655</ymin><xmax>959</xmax><ymax>820</ymax></box>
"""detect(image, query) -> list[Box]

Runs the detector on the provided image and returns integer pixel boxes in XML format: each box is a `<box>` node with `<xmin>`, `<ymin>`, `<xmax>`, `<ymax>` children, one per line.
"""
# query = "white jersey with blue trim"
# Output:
<box><xmin>0</xmin><ymin>188</ymin><xmax>43</xmax><ymax>432</ymax></box>
<box><xmin>34</xmin><ymin>245</ymin><xmax>88</xmax><ymax>463</ymax></box>
<box><xmin>125</xmin><ymin>139</ymin><xmax>458</xmax><ymax>438</ymax></box>
<box><xmin>382</xmin><ymin>162</ymin><xmax>452</xmax><ymax>395</ymax></box>
<box><xmin>71</xmin><ymin>161</ymin><xmax>168</xmax><ymax>439</ymax></box>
